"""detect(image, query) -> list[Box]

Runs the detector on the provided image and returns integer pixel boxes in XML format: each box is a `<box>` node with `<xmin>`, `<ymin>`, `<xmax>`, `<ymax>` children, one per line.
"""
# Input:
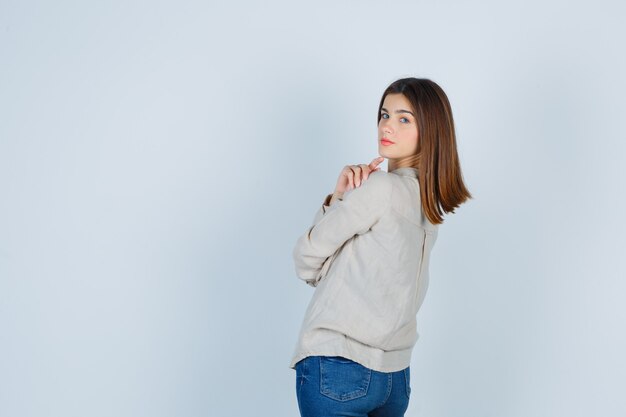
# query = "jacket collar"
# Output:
<box><xmin>389</xmin><ymin>166</ymin><xmax>419</xmax><ymax>178</ymax></box>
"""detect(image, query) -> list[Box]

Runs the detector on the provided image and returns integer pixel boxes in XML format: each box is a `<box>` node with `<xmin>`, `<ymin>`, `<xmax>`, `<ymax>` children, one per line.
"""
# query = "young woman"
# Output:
<box><xmin>290</xmin><ymin>77</ymin><xmax>472</xmax><ymax>417</ymax></box>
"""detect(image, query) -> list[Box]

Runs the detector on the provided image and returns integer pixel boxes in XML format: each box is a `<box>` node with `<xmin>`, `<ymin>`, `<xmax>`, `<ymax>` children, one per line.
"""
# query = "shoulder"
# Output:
<box><xmin>343</xmin><ymin>170</ymin><xmax>394</xmax><ymax>201</ymax></box>
<box><xmin>366</xmin><ymin>169</ymin><xmax>395</xmax><ymax>187</ymax></box>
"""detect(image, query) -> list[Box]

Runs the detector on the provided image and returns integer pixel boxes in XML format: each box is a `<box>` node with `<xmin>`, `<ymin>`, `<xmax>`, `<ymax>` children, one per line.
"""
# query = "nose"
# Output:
<box><xmin>380</xmin><ymin>118</ymin><xmax>394</xmax><ymax>135</ymax></box>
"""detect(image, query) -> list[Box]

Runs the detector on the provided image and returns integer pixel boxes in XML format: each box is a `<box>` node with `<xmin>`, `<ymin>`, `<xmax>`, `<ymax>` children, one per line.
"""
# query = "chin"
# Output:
<box><xmin>378</xmin><ymin>147</ymin><xmax>392</xmax><ymax>156</ymax></box>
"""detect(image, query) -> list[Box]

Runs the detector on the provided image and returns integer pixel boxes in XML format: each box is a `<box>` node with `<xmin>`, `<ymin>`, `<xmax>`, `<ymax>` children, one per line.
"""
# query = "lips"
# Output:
<box><xmin>381</xmin><ymin>138</ymin><xmax>395</xmax><ymax>144</ymax></box>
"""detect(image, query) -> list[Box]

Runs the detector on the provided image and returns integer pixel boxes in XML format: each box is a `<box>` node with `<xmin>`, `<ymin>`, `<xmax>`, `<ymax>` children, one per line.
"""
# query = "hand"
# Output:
<box><xmin>334</xmin><ymin>156</ymin><xmax>385</xmax><ymax>195</ymax></box>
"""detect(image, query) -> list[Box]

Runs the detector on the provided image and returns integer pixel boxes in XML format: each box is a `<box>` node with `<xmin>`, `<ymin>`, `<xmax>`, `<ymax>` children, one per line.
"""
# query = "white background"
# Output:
<box><xmin>1</xmin><ymin>1</ymin><xmax>625</xmax><ymax>416</ymax></box>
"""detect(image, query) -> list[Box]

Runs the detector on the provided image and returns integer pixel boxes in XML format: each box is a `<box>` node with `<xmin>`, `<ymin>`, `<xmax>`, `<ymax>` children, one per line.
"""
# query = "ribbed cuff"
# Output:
<box><xmin>322</xmin><ymin>193</ymin><xmax>334</xmax><ymax>213</ymax></box>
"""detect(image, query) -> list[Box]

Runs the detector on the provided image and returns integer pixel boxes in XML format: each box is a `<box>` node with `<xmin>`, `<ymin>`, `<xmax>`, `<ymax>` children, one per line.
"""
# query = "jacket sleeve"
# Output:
<box><xmin>292</xmin><ymin>172</ymin><xmax>393</xmax><ymax>287</ymax></box>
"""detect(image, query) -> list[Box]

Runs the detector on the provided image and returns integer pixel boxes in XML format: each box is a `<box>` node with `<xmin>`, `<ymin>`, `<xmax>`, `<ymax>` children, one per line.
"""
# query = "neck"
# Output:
<box><xmin>387</xmin><ymin>155</ymin><xmax>421</xmax><ymax>172</ymax></box>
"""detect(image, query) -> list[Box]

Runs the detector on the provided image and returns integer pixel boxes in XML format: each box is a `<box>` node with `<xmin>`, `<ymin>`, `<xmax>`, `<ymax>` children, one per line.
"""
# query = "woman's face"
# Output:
<box><xmin>377</xmin><ymin>93</ymin><xmax>419</xmax><ymax>160</ymax></box>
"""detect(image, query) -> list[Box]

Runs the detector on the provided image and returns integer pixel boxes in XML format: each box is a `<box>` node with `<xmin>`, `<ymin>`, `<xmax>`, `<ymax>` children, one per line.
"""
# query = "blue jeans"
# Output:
<box><xmin>295</xmin><ymin>355</ymin><xmax>411</xmax><ymax>417</ymax></box>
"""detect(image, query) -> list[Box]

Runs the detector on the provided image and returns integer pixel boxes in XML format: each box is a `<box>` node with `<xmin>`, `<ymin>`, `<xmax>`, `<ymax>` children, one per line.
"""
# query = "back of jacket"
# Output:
<box><xmin>289</xmin><ymin>166</ymin><xmax>439</xmax><ymax>373</ymax></box>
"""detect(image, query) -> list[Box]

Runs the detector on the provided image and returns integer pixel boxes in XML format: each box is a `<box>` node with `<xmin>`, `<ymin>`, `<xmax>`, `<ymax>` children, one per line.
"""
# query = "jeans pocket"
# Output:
<box><xmin>319</xmin><ymin>356</ymin><xmax>372</xmax><ymax>401</ymax></box>
<box><xmin>403</xmin><ymin>367</ymin><xmax>411</xmax><ymax>399</ymax></box>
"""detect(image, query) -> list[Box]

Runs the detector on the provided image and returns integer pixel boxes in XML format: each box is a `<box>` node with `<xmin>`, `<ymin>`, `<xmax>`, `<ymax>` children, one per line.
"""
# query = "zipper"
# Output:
<box><xmin>414</xmin><ymin>231</ymin><xmax>427</xmax><ymax>300</ymax></box>
<box><xmin>418</xmin><ymin>231</ymin><xmax>427</xmax><ymax>277</ymax></box>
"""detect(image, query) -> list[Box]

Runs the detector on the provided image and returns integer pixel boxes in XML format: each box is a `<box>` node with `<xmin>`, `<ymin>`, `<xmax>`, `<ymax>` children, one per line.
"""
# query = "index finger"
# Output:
<box><xmin>369</xmin><ymin>156</ymin><xmax>385</xmax><ymax>169</ymax></box>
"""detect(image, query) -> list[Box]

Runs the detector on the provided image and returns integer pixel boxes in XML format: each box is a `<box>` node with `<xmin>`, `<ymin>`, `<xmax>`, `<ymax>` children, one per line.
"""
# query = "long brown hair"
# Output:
<box><xmin>377</xmin><ymin>77</ymin><xmax>472</xmax><ymax>225</ymax></box>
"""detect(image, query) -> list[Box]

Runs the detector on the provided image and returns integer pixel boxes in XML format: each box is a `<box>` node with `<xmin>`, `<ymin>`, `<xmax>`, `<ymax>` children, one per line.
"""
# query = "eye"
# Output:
<box><xmin>380</xmin><ymin>113</ymin><xmax>410</xmax><ymax>123</ymax></box>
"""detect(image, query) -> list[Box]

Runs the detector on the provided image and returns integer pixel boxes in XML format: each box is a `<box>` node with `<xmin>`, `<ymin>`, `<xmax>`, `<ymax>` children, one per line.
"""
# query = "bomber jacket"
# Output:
<box><xmin>289</xmin><ymin>166</ymin><xmax>439</xmax><ymax>373</ymax></box>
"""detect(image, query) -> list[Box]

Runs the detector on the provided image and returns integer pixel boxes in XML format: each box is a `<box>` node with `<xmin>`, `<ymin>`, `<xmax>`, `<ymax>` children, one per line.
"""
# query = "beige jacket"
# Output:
<box><xmin>289</xmin><ymin>166</ymin><xmax>439</xmax><ymax>372</ymax></box>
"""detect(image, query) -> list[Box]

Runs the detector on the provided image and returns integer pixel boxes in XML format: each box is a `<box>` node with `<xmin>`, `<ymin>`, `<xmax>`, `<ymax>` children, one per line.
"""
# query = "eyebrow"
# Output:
<box><xmin>381</xmin><ymin>107</ymin><xmax>415</xmax><ymax>117</ymax></box>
